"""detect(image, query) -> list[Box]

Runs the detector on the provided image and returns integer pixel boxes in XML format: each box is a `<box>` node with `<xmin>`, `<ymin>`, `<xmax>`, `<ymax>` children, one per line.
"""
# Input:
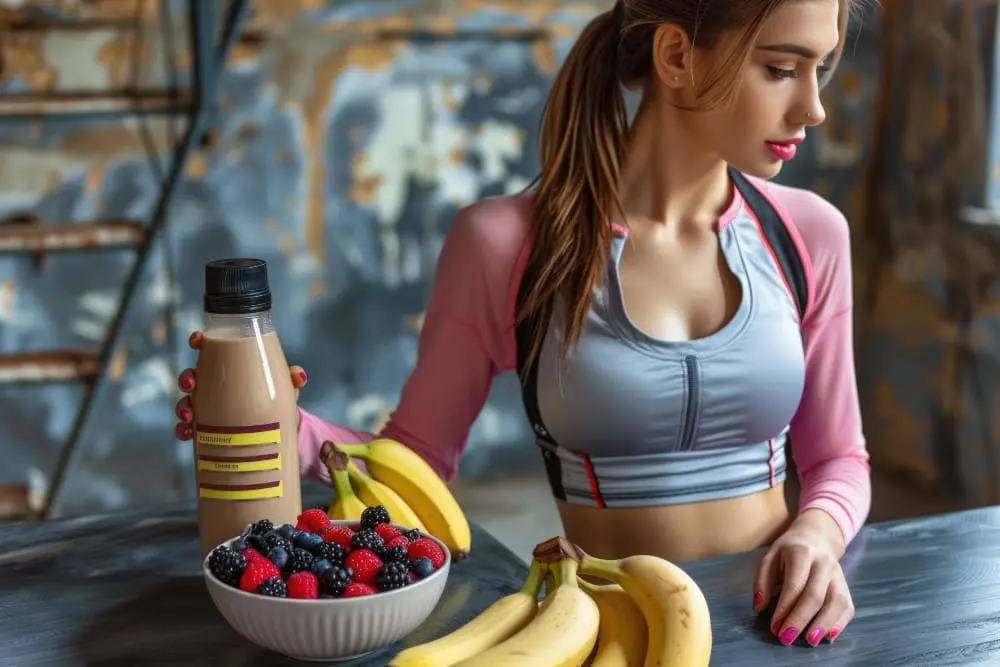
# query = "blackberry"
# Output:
<box><xmin>208</xmin><ymin>545</ymin><xmax>247</xmax><ymax>587</ymax></box>
<box><xmin>244</xmin><ymin>534</ymin><xmax>270</xmax><ymax>554</ymax></box>
<box><xmin>262</xmin><ymin>530</ymin><xmax>291</xmax><ymax>553</ymax></box>
<box><xmin>403</xmin><ymin>528</ymin><xmax>422</xmax><ymax>542</ymax></box>
<box><xmin>251</xmin><ymin>519</ymin><xmax>274</xmax><ymax>536</ymax></box>
<box><xmin>351</xmin><ymin>529</ymin><xmax>386</xmax><ymax>557</ymax></box>
<box><xmin>287</xmin><ymin>547</ymin><xmax>316</xmax><ymax>574</ymax></box>
<box><xmin>257</xmin><ymin>577</ymin><xmax>287</xmax><ymax>597</ymax></box>
<box><xmin>384</xmin><ymin>545</ymin><xmax>408</xmax><ymax>564</ymax></box>
<box><xmin>314</xmin><ymin>541</ymin><xmax>346</xmax><ymax>568</ymax></box>
<box><xmin>376</xmin><ymin>561</ymin><xmax>410</xmax><ymax>592</ymax></box>
<box><xmin>360</xmin><ymin>505</ymin><xmax>391</xmax><ymax>530</ymax></box>
<box><xmin>320</xmin><ymin>567</ymin><xmax>354</xmax><ymax>597</ymax></box>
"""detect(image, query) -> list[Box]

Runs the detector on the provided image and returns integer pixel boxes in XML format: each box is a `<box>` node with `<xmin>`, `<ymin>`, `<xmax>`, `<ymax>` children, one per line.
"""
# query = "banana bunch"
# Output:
<box><xmin>388</xmin><ymin>536</ymin><xmax>712</xmax><ymax>667</ymax></box>
<box><xmin>318</xmin><ymin>439</ymin><xmax>472</xmax><ymax>558</ymax></box>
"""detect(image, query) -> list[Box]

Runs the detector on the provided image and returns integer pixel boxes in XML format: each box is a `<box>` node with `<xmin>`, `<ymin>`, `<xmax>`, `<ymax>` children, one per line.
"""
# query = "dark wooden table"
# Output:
<box><xmin>1</xmin><ymin>496</ymin><xmax>999</xmax><ymax>666</ymax></box>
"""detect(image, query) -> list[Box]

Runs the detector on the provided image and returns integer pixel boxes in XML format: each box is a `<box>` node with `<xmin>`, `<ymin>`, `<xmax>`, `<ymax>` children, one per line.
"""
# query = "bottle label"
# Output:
<box><xmin>199</xmin><ymin>480</ymin><xmax>283</xmax><ymax>500</ymax></box>
<box><xmin>197</xmin><ymin>452</ymin><xmax>281</xmax><ymax>473</ymax></box>
<box><xmin>195</xmin><ymin>422</ymin><xmax>281</xmax><ymax>447</ymax></box>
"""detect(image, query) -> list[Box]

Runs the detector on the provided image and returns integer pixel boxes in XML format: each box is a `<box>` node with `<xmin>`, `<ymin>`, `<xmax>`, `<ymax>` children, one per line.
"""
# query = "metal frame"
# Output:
<box><xmin>35</xmin><ymin>0</ymin><xmax>252</xmax><ymax>519</ymax></box>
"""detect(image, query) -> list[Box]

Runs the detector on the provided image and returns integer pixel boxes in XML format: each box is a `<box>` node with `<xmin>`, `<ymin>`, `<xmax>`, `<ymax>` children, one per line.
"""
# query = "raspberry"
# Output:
<box><xmin>208</xmin><ymin>545</ymin><xmax>247</xmax><ymax>587</ymax></box>
<box><xmin>384</xmin><ymin>545</ymin><xmax>408</xmax><ymax>564</ymax></box>
<box><xmin>296</xmin><ymin>508</ymin><xmax>331</xmax><ymax>533</ymax></box>
<box><xmin>374</xmin><ymin>523</ymin><xmax>401</xmax><ymax>542</ymax></box>
<box><xmin>351</xmin><ymin>529</ymin><xmax>386</xmax><ymax>557</ymax></box>
<box><xmin>287</xmin><ymin>547</ymin><xmax>316</xmax><ymax>574</ymax></box>
<box><xmin>239</xmin><ymin>558</ymin><xmax>281</xmax><ymax>593</ymax></box>
<box><xmin>286</xmin><ymin>571</ymin><xmax>320</xmax><ymax>599</ymax></box>
<box><xmin>345</xmin><ymin>549</ymin><xmax>383</xmax><ymax>586</ymax></box>
<box><xmin>342</xmin><ymin>582</ymin><xmax>377</xmax><ymax>598</ymax></box>
<box><xmin>322</xmin><ymin>525</ymin><xmax>354</xmax><ymax>550</ymax></box>
<box><xmin>407</xmin><ymin>538</ymin><xmax>445</xmax><ymax>569</ymax></box>
<box><xmin>314</xmin><ymin>541</ymin><xmax>346</xmax><ymax>568</ymax></box>
<box><xmin>387</xmin><ymin>535</ymin><xmax>410</xmax><ymax>551</ymax></box>
<box><xmin>408</xmin><ymin>571</ymin><xmax>419</xmax><ymax>583</ymax></box>
<box><xmin>360</xmin><ymin>505</ymin><xmax>391</xmax><ymax>530</ymax></box>
<box><xmin>257</xmin><ymin>577</ymin><xmax>287</xmax><ymax>597</ymax></box>
<box><xmin>376</xmin><ymin>561</ymin><xmax>410</xmax><ymax>591</ymax></box>
<box><xmin>320</xmin><ymin>567</ymin><xmax>354</xmax><ymax>597</ymax></box>
<box><xmin>241</xmin><ymin>547</ymin><xmax>266</xmax><ymax>563</ymax></box>
<box><xmin>403</xmin><ymin>528</ymin><xmax>422</xmax><ymax>542</ymax></box>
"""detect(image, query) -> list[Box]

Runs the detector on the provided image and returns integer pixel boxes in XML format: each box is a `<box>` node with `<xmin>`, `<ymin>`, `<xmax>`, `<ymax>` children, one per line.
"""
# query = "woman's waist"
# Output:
<box><xmin>538</xmin><ymin>437</ymin><xmax>787</xmax><ymax>509</ymax></box>
<box><xmin>557</xmin><ymin>484</ymin><xmax>791</xmax><ymax>562</ymax></box>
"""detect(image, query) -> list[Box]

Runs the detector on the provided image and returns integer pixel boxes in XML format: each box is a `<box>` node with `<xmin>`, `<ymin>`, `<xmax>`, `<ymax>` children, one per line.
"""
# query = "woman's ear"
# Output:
<box><xmin>651</xmin><ymin>23</ymin><xmax>693</xmax><ymax>89</ymax></box>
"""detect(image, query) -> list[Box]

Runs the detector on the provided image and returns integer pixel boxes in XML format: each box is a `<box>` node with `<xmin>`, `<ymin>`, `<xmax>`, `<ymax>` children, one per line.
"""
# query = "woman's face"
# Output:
<box><xmin>684</xmin><ymin>0</ymin><xmax>843</xmax><ymax>179</ymax></box>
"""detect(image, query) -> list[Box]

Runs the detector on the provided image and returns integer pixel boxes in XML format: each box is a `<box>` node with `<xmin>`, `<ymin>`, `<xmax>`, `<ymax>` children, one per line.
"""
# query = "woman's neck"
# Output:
<box><xmin>618</xmin><ymin>99</ymin><xmax>733</xmax><ymax>233</ymax></box>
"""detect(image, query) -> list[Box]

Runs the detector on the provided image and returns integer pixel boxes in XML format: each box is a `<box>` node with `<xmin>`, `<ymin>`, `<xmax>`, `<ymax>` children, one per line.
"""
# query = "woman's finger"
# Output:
<box><xmin>175</xmin><ymin>422</ymin><xmax>194</xmax><ymax>441</ymax></box>
<box><xmin>752</xmin><ymin>547</ymin><xmax>779</xmax><ymax>612</ymax></box>
<box><xmin>290</xmin><ymin>365</ymin><xmax>307</xmax><ymax>389</ymax></box>
<box><xmin>803</xmin><ymin>575</ymin><xmax>852</xmax><ymax>647</ymax></box>
<box><xmin>188</xmin><ymin>331</ymin><xmax>204</xmax><ymax>350</ymax></box>
<box><xmin>178</xmin><ymin>368</ymin><xmax>196</xmax><ymax>394</ymax></box>
<box><xmin>778</xmin><ymin>562</ymin><xmax>833</xmax><ymax>646</ymax></box>
<box><xmin>770</xmin><ymin>549</ymin><xmax>812</xmax><ymax>639</ymax></box>
<box><xmin>175</xmin><ymin>395</ymin><xmax>193</xmax><ymax>423</ymax></box>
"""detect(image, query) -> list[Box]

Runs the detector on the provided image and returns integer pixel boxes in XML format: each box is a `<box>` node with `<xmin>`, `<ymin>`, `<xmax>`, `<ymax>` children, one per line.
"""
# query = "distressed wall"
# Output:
<box><xmin>0</xmin><ymin>0</ymin><xmax>884</xmax><ymax>515</ymax></box>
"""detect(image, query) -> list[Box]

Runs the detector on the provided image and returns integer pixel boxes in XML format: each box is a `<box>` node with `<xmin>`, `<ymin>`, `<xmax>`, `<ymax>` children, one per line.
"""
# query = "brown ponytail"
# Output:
<box><xmin>515</xmin><ymin>5</ymin><xmax>628</xmax><ymax>377</ymax></box>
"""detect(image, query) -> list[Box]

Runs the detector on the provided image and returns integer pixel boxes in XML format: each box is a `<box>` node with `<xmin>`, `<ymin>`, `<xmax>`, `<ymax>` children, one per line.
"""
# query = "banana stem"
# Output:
<box><xmin>337</xmin><ymin>443</ymin><xmax>371</xmax><ymax>458</ymax></box>
<box><xmin>577</xmin><ymin>554</ymin><xmax>620</xmax><ymax>582</ymax></box>
<box><xmin>519</xmin><ymin>559</ymin><xmax>547</xmax><ymax>599</ymax></box>
<box><xmin>552</xmin><ymin>557</ymin><xmax>581</xmax><ymax>589</ymax></box>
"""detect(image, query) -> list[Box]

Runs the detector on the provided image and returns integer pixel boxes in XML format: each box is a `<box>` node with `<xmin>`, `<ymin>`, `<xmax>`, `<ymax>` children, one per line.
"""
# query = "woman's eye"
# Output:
<box><xmin>767</xmin><ymin>66</ymin><xmax>798</xmax><ymax>79</ymax></box>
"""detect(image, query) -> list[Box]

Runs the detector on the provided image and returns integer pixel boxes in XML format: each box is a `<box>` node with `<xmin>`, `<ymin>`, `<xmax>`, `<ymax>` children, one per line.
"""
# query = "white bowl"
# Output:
<box><xmin>203</xmin><ymin>521</ymin><xmax>451</xmax><ymax>662</ymax></box>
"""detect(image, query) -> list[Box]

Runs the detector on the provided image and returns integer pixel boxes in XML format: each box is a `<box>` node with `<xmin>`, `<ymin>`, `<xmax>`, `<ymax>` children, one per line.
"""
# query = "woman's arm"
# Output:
<box><xmin>297</xmin><ymin>197</ymin><xmax>530</xmax><ymax>484</ymax></box>
<box><xmin>782</xmin><ymin>189</ymin><xmax>872</xmax><ymax>551</ymax></box>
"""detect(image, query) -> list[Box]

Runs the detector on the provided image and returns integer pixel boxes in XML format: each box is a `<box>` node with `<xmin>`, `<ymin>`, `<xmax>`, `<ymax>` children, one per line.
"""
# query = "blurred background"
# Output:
<box><xmin>0</xmin><ymin>0</ymin><xmax>995</xmax><ymax>560</ymax></box>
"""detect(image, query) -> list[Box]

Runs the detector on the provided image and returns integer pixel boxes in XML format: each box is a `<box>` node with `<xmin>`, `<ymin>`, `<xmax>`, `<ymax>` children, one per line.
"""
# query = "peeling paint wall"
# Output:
<box><xmin>0</xmin><ymin>0</ymin><xmax>887</xmax><ymax>515</ymax></box>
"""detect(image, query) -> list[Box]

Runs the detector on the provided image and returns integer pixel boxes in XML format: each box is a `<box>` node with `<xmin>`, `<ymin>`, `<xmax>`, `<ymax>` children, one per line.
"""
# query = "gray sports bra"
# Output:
<box><xmin>517</xmin><ymin>175</ymin><xmax>807</xmax><ymax>509</ymax></box>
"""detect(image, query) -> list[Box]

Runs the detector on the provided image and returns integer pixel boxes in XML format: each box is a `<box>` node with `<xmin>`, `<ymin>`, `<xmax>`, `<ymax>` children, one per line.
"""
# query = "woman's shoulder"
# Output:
<box><xmin>446</xmin><ymin>190</ymin><xmax>536</xmax><ymax>257</ymax></box>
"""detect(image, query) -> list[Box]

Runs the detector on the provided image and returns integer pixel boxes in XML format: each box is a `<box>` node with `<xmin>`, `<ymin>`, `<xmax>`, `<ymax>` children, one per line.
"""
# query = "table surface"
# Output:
<box><xmin>1</xmin><ymin>495</ymin><xmax>999</xmax><ymax>667</ymax></box>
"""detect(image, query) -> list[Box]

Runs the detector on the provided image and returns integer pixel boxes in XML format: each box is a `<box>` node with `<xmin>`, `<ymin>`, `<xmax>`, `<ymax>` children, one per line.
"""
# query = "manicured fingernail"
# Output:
<box><xmin>753</xmin><ymin>592</ymin><xmax>764</xmax><ymax>609</ymax></box>
<box><xmin>827</xmin><ymin>628</ymin><xmax>840</xmax><ymax>643</ymax></box>
<box><xmin>779</xmin><ymin>627</ymin><xmax>799</xmax><ymax>646</ymax></box>
<box><xmin>299</xmin><ymin>370</ymin><xmax>307</xmax><ymax>384</ymax></box>
<box><xmin>179</xmin><ymin>408</ymin><xmax>192</xmax><ymax>422</ymax></box>
<box><xmin>179</xmin><ymin>375</ymin><xmax>192</xmax><ymax>391</ymax></box>
<box><xmin>188</xmin><ymin>332</ymin><xmax>202</xmax><ymax>348</ymax></box>
<box><xmin>806</xmin><ymin>628</ymin><xmax>824</xmax><ymax>647</ymax></box>
<box><xmin>174</xmin><ymin>423</ymin><xmax>188</xmax><ymax>439</ymax></box>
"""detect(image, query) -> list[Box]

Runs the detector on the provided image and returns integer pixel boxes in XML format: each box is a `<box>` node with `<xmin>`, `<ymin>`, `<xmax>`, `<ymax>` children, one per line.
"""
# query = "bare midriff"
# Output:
<box><xmin>556</xmin><ymin>485</ymin><xmax>790</xmax><ymax>562</ymax></box>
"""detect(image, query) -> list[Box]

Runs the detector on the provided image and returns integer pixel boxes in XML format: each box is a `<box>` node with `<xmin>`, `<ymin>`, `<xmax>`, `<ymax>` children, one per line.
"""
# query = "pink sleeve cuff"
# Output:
<box><xmin>297</xmin><ymin>407</ymin><xmax>376</xmax><ymax>484</ymax></box>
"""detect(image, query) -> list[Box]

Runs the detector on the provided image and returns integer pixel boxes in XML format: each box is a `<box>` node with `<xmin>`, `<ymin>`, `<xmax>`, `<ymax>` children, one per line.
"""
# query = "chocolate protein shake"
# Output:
<box><xmin>190</xmin><ymin>258</ymin><xmax>302</xmax><ymax>557</ymax></box>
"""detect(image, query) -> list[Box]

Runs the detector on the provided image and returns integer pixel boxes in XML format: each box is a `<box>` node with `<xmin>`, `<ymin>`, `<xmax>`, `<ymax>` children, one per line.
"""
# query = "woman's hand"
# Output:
<box><xmin>752</xmin><ymin>509</ymin><xmax>854</xmax><ymax>648</ymax></box>
<box><xmin>174</xmin><ymin>330</ymin><xmax>309</xmax><ymax>440</ymax></box>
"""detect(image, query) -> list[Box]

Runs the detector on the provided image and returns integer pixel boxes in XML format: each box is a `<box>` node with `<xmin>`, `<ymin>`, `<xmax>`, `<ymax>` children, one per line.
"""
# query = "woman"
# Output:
<box><xmin>176</xmin><ymin>0</ymin><xmax>870</xmax><ymax>649</ymax></box>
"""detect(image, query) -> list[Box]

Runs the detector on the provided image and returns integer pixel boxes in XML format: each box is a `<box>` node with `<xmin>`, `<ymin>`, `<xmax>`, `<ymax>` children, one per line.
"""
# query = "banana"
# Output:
<box><xmin>346</xmin><ymin>438</ymin><xmax>471</xmax><ymax>558</ymax></box>
<box><xmin>578</xmin><ymin>554</ymin><xmax>712</xmax><ymax>667</ymax></box>
<box><xmin>578</xmin><ymin>579</ymin><xmax>648</xmax><ymax>667</ymax></box>
<box><xmin>347</xmin><ymin>461</ymin><xmax>427</xmax><ymax>532</ymax></box>
<box><xmin>452</xmin><ymin>557</ymin><xmax>599</xmax><ymax>667</ymax></box>
<box><xmin>388</xmin><ymin>560</ymin><xmax>546</xmax><ymax>667</ymax></box>
<box><xmin>321</xmin><ymin>442</ymin><xmax>367</xmax><ymax>521</ymax></box>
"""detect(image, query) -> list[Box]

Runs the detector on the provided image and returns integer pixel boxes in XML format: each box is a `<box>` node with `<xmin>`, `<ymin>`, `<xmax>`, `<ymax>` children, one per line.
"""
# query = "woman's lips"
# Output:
<box><xmin>765</xmin><ymin>137</ymin><xmax>804</xmax><ymax>161</ymax></box>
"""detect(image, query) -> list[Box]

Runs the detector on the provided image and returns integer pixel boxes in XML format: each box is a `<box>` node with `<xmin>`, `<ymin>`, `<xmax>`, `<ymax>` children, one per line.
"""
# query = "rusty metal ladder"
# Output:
<box><xmin>0</xmin><ymin>0</ymin><xmax>251</xmax><ymax>521</ymax></box>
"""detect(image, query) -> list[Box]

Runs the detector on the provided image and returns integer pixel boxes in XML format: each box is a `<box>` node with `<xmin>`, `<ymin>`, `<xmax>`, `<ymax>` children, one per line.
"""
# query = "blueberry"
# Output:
<box><xmin>276</xmin><ymin>523</ymin><xmax>295</xmax><ymax>539</ymax></box>
<box><xmin>268</xmin><ymin>546</ymin><xmax>289</xmax><ymax>570</ymax></box>
<box><xmin>410</xmin><ymin>557</ymin><xmax>434</xmax><ymax>579</ymax></box>
<box><xmin>294</xmin><ymin>531</ymin><xmax>324</xmax><ymax>551</ymax></box>
<box><xmin>230</xmin><ymin>537</ymin><xmax>246</xmax><ymax>553</ymax></box>
<box><xmin>312</xmin><ymin>558</ymin><xmax>333</xmax><ymax>577</ymax></box>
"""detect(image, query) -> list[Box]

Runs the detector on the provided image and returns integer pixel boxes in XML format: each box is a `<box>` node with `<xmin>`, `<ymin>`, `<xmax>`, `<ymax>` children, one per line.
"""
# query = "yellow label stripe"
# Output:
<box><xmin>195</xmin><ymin>424</ymin><xmax>281</xmax><ymax>447</ymax></box>
<box><xmin>199</xmin><ymin>481</ymin><xmax>283</xmax><ymax>500</ymax></box>
<box><xmin>197</xmin><ymin>453</ymin><xmax>282</xmax><ymax>473</ymax></box>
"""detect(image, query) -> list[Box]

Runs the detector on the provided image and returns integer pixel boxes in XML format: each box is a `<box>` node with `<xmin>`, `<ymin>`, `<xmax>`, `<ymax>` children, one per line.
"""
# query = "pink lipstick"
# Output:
<box><xmin>765</xmin><ymin>136</ymin><xmax>803</xmax><ymax>161</ymax></box>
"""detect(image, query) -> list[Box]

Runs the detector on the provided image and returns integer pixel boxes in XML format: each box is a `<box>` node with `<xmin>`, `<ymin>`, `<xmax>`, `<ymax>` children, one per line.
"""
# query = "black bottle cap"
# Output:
<box><xmin>203</xmin><ymin>258</ymin><xmax>272</xmax><ymax>315</ymax></box>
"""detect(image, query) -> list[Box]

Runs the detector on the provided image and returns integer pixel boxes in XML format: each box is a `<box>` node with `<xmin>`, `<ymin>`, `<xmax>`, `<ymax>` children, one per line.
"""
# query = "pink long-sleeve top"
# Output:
<box><xmin>298</xmin><ymin>176</ymin><xmax>872</xmax><ymax>547</ymax></box>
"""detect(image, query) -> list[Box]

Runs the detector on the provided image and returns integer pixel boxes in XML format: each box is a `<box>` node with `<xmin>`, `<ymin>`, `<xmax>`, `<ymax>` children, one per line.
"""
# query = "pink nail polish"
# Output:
<box><xmin>828</xmin><ymin>628</ymin><xmax>840</xmax><ymax>642</ymax></box>
<box><xmin>779</xmin><ymin>627</ymin><xmax>799</xmax><ymax>646</ymax></box>
<box><xmin>180</xmin><ymin>408</ymin><xmax>192</xmax><ymax>422</ymax></box>
<box><xmin>299</xmin><ymin>370</ymin><xmax>308</xmax><ymax>383</ymax></box>
<box><xmin>806</xmin><ymin>628</ymin><xmax>823</xmax><ymax>646</ymax></box>
<box><xmin>753</xmin><ymin>592</ymin><xmax>764</xmax><ymax>609</ymax></box>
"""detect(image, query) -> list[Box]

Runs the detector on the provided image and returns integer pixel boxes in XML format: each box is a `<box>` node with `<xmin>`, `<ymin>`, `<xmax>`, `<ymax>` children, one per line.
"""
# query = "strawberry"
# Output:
<box><xmin>374</xmin><ymin>523</ymin><xmax>401</xmax><ymax>542</ymax></box>
<box><xmin>407</xmin><ymin>538</ymin><xmax>446</xmax><ymax>570</ymax></box>
<box><xmin>345</xmin><ymin>548</ymin><xmax>383</xmax><ymax>586</ymax></box>
<box><xmin>286</xmin><ymin>571</ymin><xmax>320</xmax><ymax>599</ymax></box>
<box><xmin>239</xmin><ymin>557</ymin><xmax>281</xmax><ymax>593</ymax></box>
<box><xmin>322</xmin><ymin>524</ymin><xmax>354</xmax><ymax>550</ymax></box>
<box><xmin>342</xmin><ymin>582</ymin><xmax>377</xmax><ymax>598</ymax></box>
<box><xmin>386</xmin><ymin>535</ymin><xmax>410</xmax><ymax>550</ymax></box>
<box><xmin>296</xmin><ymin>508</ymin><xmax>331</xmax><ymax>533</ymax></box>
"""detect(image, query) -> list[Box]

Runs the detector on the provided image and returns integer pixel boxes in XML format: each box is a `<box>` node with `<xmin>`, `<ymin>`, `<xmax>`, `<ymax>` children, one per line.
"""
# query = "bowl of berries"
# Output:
<box><xmin>203</xmin><ymin>506</ymin><xmax>451</xmax><ymax>662</ymax></box>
